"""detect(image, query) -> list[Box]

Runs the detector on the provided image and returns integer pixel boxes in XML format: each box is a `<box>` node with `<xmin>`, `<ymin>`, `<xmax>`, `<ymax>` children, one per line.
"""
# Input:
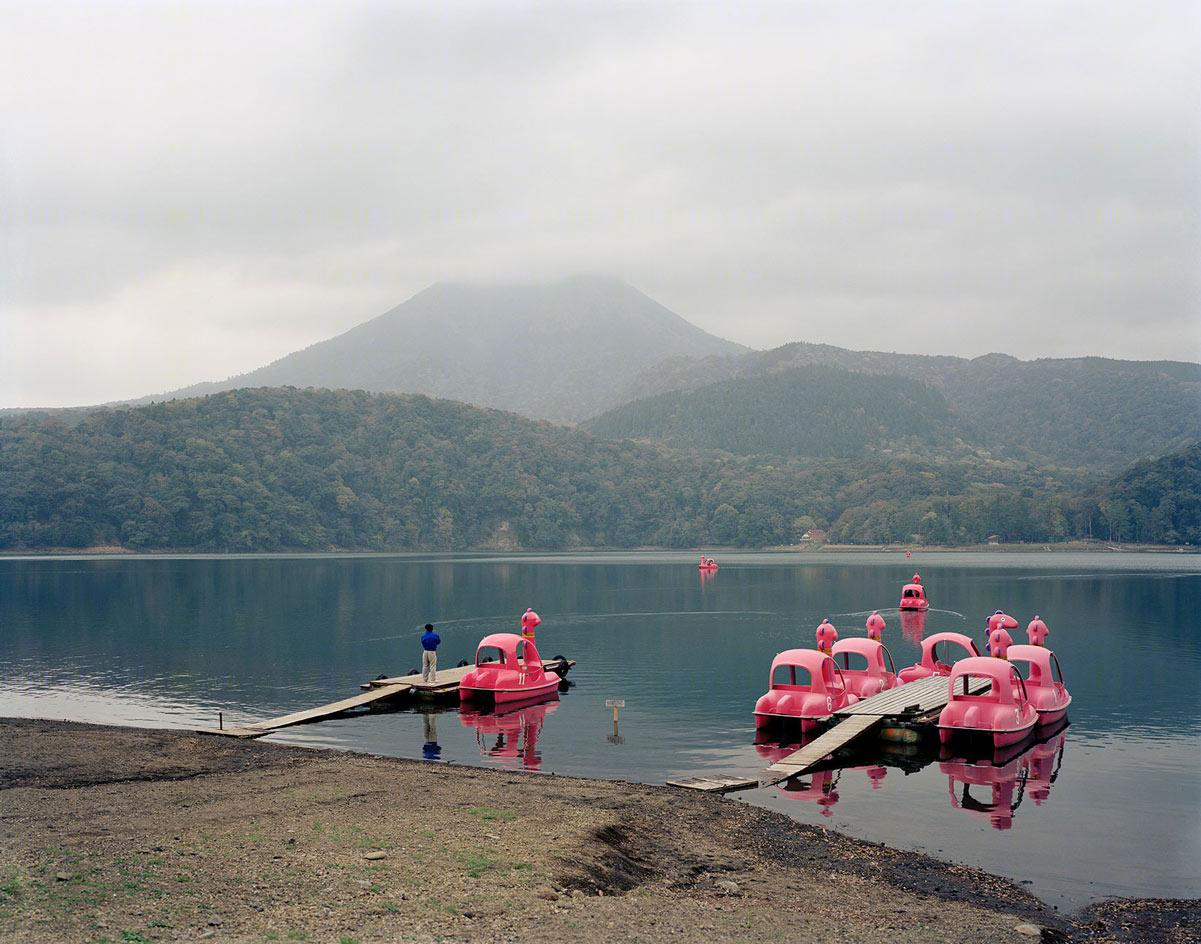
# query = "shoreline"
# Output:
<box><xmin>1</xmin><ymin>719</ymin><xmax>1196</xmax><ymax>943</ymax></box>
<box><xmin>0</xmin><ymin>541</ymin><xmax>1196</xmax><ymax>558</ymax></box>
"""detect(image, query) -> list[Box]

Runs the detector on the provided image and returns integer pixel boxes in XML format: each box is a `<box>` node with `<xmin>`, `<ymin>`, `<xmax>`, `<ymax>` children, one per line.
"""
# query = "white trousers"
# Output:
<box><xmin>422</xmin><ymin>650</ymin><xmax>437</xmax><ymax>681</ymax></box>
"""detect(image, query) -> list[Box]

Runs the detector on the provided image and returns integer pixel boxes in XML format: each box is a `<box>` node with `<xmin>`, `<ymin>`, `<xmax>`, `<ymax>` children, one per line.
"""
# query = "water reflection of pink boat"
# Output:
<box><xmin>754</xmin><ymin>649</ymin><xmax>859</xmax><ymax>731</ymax></box>
<box><xmin>899</xmin><ymin>608</ymin><xmax>928</xmax><ymax>643</ymax></box>
<box><xmin>1023</xmin><ymin>727</ymin><xmax>1067</xmax><ymax>805</ymax></box>
<box><xmin>1007</xmin><ymin>644</ymin><xmax>1072</xmax><ymax>727</ymax></box>
<box><xmin>458</xmin><ymin>633</ymin><xmax>561</xmax><ymax>705</ymax></box>
<box><xmin>897</xmin><ymin>632</ymin><xmax>980</xmax><ymax>683</ymax></box>
<box><xmin>458</xmin><ymin>698</ymin><xmax>558</xmax><ymax>770</ymax></box>
<box><xmin>831</xmin><ymin>638</ymin><xmax>898</xmax><ymax>699</ymax></box>
<box><xmin>899</xmin><ymin>573</ymin><xmax>929</xmax><ymax>610</ymax></box>
<box><xmin>937</xmin><ymin>657</ymin><xmax>1039</xmax><ymax>748</ymax></box>
<box><xmin>941</xmin><ymin>727</ymin><xmax>1067</xmax><ymax>829</ymax></box>
<box><xmin>941</xmin><ymin>750</ymin><xmax>1027</xmax><ymax>830</ymax></box>
<box><xmin>777</xmin><ymin>768</ymin><xmax>841</xmax><ymax>816</ymax></box>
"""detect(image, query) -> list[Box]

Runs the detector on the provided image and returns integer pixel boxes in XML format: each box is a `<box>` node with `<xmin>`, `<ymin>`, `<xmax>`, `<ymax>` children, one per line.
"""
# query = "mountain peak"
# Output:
<box><xmin>158</xmin><ymin>278</ymin><xmax>746</xmax><ymax>423</ymax></box>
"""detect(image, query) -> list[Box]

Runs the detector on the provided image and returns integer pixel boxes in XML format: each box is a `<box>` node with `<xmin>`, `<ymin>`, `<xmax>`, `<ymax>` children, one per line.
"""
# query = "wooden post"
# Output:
<box><xmin>218</xmin><ymin>711</ymin><xmax>223</xmax><ymax>731</ymax></box>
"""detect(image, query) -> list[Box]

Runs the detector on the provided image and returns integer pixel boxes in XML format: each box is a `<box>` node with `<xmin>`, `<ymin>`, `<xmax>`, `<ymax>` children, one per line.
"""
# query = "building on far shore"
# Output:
<box><xmin>801</xmin><ymin>529</ymin><xmax>828</xmax><ymax>544</ymax></box>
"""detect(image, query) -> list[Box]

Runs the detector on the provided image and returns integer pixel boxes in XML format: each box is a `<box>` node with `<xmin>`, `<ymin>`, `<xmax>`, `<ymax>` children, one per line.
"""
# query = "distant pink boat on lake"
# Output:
<box><xmin>899</xmin><ymin>573</ymin><xmax>930</xmax><ymax>611</ymax></box>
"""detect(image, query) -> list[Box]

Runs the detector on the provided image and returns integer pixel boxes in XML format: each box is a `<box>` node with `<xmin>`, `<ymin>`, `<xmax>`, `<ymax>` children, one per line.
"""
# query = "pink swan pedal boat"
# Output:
<box><xmin>831</xmin><ymin>637</ymin><xmax>898</xmax><ymax>699</ymax></box>
<box><xmin>458</xmin><ymin>633</ymin><xmax>562</xmax><ymax>705</ymax></box>
<box><xmin>754</xmin><ymin>649</ymin><xmax>859</xmax><ymax>731</ymax></box>
<box><xmin>896</xmin><ymin>632</ymin><xmax>981</xmax><ymax>683</ymax></box>
<box><xmin>698</xmin><ymin>557</ymin><xmax>718</xmax><ymax>572</ymax></box>
<box><xmin>899</xmin><ymin>573</ymin><xmax>929</xmax><ymax>611</ymax></box>
<box><xmin>1006</xmin><ymin>644</ymin><xmax>1072</xmax><ymax>726</ymax></box>
<box><xmin>937</xmin><ymin>657</ymin><xmax>1039</xmax><ymax>749</ymax></box>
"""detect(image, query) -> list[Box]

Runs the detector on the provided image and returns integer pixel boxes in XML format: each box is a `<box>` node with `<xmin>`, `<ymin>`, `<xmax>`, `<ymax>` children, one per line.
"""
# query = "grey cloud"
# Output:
<box><xmin>0</xmin><ymin>0</ymin><xmax>1197</xmax><ymax>406</ymax></box>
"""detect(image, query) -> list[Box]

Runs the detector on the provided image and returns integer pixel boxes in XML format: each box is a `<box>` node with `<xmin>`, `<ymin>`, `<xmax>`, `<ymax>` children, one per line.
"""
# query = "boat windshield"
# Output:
<box><xmin>771</xmin><ymin>664</ymin><xmax>814</xmax><ymax>689</ymax></box>
<box><xmin>476</xmin><ymin>646</ymin><xmax>506</xmax><ymax>666</ymax></box>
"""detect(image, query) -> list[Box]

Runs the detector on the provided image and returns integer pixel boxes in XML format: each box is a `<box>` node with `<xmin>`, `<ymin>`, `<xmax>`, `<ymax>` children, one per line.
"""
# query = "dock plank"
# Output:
<box><xmin>202</xmin><ymin>683</ymin><xmax>412</xmax><ymax>739</ymax></box>
<box><xmin>666</xmin><ymin>776</ymin><xmax>759</xmax><ymax>794</ymax></box>
<box><xmin>760</xmin><ymin>714</ymin><xmax>881</xmax><ymax>785</ymax></box>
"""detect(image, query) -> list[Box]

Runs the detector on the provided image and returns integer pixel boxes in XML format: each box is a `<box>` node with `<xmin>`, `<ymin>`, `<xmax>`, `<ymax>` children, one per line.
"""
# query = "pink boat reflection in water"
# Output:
<box><xmin>753</xmin><ymin>723</ymin><xmax>1067</xmax><ymax>829</ymax></box>
<box><xmin>899</xmin><ymin>608</ymin><xmax>928</xmax><ymax>644</ymax></box>
<box><xmin>941</xmin><ymin>727</ymin><xmax>1068</xmax><ymax>830</ymax></box>
<box><xmin>753</xmin><ymin>733</ymin><xmax>889</xmax><ymax>817</ymax></box>
<box><xmin>458</xmin><ymin>697</ymin><xmax>559</xmax><ymax>770</ymax></box>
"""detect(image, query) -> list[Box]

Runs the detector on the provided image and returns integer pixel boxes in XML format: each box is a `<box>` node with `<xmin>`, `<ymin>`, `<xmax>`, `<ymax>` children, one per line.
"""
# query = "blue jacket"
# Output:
<box><xmin>421</xmin><ymin>629</ymin><xmax>440</xmax><ymax>651</ymax></box>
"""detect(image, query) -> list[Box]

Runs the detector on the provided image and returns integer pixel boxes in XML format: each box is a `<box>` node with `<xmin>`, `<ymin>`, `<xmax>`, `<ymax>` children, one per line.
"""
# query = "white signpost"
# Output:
<box><xmin>605</xmin><ymin>699</ymin><xmax>626</xmax><ymax>744</ymax></box>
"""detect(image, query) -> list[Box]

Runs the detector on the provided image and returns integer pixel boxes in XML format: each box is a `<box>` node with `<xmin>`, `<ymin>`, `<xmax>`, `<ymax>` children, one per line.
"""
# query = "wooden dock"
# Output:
<box><xmin>202</xmin><ymin>659</ymin><xmax>575</xmax><ymax>739</ymax></box>
<box><xmin>758</xmin><ymin>674</ymin><xmax>989</xmax><ymax>786</ymax></box>
<box><xmin>203</xmin><ymin>683</ymin><xmax>411</xmax><ymax>738</ymax></box>
<box><xmin>670</xmin><ymin>674</ymin><xmax>988</xmax><ymax>792</ymax></box>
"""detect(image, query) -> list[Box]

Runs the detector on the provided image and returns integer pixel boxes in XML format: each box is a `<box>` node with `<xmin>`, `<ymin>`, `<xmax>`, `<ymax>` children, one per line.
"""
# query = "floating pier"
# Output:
<box><xmin>668</xmin><ymin>674</ymin><xmax>987</xmax><ymax>793</ymax></box>
<box><xmin>201</xmin><ymin>659</ymin><xmax>573</xmax><ymax>739</ymax></box>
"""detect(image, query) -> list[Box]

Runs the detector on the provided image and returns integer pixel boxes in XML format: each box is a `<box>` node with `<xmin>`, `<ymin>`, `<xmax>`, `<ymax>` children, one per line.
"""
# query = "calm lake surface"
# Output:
<box><xmin>2</xmin><ymin>551</ymin><xmax>1199</xmax><ymax>909</ymax></box>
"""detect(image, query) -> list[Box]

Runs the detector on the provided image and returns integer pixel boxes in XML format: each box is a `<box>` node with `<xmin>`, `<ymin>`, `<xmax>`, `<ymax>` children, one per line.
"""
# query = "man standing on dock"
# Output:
<box><xmin>420</xmin><ymin>623</ymin><xmax>440</xmax><ymax>681</ymax></box>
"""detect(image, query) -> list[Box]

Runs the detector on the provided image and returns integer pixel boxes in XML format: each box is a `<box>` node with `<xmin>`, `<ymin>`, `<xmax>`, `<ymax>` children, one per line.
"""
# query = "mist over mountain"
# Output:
<box><xmin>161</xmin><ymin>276</ymin><xmax>744</xmax><ymax>424</ymax></box>
<box><xmin>611</xmin><ymin>343</ymin><xmax>1201</xmax><ymax>470</ymax></box>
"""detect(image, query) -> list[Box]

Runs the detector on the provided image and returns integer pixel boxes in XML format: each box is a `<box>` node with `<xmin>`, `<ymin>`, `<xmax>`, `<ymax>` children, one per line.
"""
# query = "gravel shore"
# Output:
<box><xmin>0</xmin><ymin>719</ymin><xmax>1194</xmax><ymax>943</ymax></box>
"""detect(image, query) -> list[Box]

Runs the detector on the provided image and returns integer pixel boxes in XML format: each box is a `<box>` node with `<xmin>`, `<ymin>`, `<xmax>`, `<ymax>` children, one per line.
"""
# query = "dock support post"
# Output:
<box><xmin>219</xmin><ymin>711</ymin><xmax>223</xmax><ymax>731</ymax></box>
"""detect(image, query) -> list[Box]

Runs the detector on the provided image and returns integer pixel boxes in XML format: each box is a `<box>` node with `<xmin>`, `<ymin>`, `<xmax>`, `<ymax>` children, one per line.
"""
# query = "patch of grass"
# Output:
<box><xmin>264</xmin><ymin>933</ymin><xmax>280</xmax><ymax>941</ymax></box>
<box><xmin>120</xmin><ymin>932</ymin><xmax>151</xmax><ymax>943</ymax></box>
<box><xmin>339</xmin><ymin>937</ymin><xmax>361</xmax><ymax>944</ymax></box>
<box><xmin>461</xmin><ymin>853</ymin><xmax>499</xmax><ymax>879</ymax></box>
<box><xmin>285</xmin><ymin>932</ymin><xmax>307</xmax><ymax>941</ymax></box>
<box><xmin>382</xmin><ymin>902</ymin><xmax>400</xmax><ymax>914</ymax></box>
<box><xmin>0</xmin><ymin>874</ymin><xmax>23</xmax><ymax>899</ymax></box>
<box><xmin>466</xmin><ymin>806</ymin><xmax>515</xmax><ymax>822</ymax></box>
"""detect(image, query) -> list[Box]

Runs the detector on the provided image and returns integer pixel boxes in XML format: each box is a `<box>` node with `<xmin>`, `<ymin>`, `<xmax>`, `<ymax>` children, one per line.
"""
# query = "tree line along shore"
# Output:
<box><xmin>1</xmin><ymin>388</ymin><xmax>1197</xmax><ymax>554</ymax></box>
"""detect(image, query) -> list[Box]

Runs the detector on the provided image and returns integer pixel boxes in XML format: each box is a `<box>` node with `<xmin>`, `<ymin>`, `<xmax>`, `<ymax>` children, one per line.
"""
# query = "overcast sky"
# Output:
<box><xmin>2</xmin><ymin>1</ymin><xmax>1198</xmax><ymax>408</ymax></box>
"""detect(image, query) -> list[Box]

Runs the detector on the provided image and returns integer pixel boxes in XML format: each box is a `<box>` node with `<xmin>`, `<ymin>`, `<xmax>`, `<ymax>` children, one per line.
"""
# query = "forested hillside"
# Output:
<box><xmin>613</xmin><ymin>344</ymin><xmax>1201</xmax><ymax>470</ymax></box>
<box><xmin>1091</xmin><ymin>441</ymin><xmax>1201</xmax><ymax>544</ymax></box>
<box><xmin>584</xmin><ymin>366</ymin><xmax>961</xmax><ymax>457</ymax></box>
<box><xmin>2</xmin><ymin>387</ymin><xmax>1189</xmax><ymax>552</ymax></box>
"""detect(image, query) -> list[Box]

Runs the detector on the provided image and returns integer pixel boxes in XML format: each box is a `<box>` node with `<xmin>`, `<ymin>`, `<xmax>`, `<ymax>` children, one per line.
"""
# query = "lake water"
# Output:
<box><xmin>2</xmin><ymin>551</ymin><xmax>1199</xmax><ymax>910</ymax></box>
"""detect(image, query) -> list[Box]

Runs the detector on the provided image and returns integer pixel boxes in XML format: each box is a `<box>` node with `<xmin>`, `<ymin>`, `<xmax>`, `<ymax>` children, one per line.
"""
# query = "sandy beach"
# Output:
<box><xmin>0</xmin><ymin>719</ymin><xmax>1195</xmax><ymax>943</ymax></box>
